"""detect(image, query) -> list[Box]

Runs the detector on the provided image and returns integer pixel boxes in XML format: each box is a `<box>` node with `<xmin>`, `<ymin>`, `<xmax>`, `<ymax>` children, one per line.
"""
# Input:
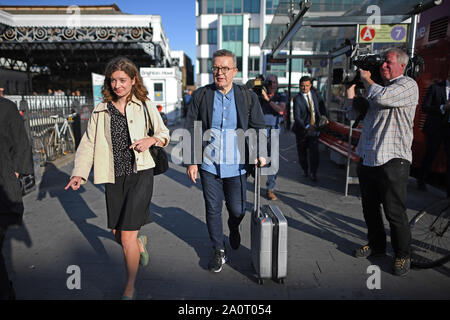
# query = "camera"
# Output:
<box><xmin>332</xmin><ymin>53</ymin><xmax>384</xmax><ymax>88</ymax></box>
<box><xmin>333</xmin><ymin>51</ymin><xmax>424</xmax><ymax>87</ymax></box>
<box><xmin>246</xmin><ymin>75</ymin><xmax>272</xmax><ymax>98</ymax></box>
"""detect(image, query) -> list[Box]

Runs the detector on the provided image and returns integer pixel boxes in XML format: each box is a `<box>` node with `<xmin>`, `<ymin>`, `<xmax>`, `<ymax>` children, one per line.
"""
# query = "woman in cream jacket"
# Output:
<box><xmin>65</xmin><ymin>57</ymin><xmax>169</xmax><ymax>299</ymax></box>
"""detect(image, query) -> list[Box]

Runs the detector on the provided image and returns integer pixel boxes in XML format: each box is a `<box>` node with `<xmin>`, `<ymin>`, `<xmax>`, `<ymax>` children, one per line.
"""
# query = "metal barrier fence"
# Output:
<box><xmin>5</xmin><ymin>95</ymin><xmax>91</xmax><ymax>137</ymax></box>
<box><xmin>4</xmin><ymin>95</ymin><xmax>94</xmax><ymax>173</ymax></box>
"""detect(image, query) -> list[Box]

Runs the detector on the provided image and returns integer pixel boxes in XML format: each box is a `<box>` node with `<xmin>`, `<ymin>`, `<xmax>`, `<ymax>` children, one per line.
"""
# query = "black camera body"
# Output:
<box><xmin>333</xmin><ymin>53</ymin><xmax>384</xmax><ymax>88</ymax></box>
<box><xmin>246</xmin><ymin>75</ymin><xmax>272</xmax><ymax>98</ymax></box>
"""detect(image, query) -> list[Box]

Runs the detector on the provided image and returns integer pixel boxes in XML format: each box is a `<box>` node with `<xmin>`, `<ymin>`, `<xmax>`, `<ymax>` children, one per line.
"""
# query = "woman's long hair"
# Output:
<box><xmin>102</xmin><ymin>56</ymin><xmax>149</xmax><ymax>103</ymax></box>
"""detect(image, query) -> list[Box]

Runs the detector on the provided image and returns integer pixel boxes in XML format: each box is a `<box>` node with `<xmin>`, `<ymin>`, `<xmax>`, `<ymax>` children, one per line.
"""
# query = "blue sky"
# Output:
<box><xmin>0</xmin><ymin>0</ymin><xmax>197</xmax><ymax>61</ymax></box>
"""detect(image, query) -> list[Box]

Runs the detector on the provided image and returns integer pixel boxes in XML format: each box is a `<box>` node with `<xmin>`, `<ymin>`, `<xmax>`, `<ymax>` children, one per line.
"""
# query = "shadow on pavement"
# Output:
<box><xmin>37</xmin><ymin>163</ymin><xmax>113</xmax><ymax>261</ymax></box>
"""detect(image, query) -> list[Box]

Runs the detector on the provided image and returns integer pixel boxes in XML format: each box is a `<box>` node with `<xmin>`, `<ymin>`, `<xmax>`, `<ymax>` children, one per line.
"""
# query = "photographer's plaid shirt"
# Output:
<box><xmin>357</xmin><ymin>75</ymin><xmax>419</xmax><ymax>166</ymax></box>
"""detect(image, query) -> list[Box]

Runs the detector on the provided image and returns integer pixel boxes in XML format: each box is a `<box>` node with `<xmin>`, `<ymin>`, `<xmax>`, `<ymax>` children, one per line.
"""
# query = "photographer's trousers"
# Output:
<box><xmin>357</xmin><ymin>158</ymin><xmax>411</xmax><ymax>258</ymax></box>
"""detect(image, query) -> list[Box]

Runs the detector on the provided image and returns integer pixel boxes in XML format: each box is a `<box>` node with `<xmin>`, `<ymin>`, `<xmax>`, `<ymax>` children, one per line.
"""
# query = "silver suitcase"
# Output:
<box><xmin>251</xmin><ymin>166</ymin><xmax>288</xmax><ymax>284</ymax></box>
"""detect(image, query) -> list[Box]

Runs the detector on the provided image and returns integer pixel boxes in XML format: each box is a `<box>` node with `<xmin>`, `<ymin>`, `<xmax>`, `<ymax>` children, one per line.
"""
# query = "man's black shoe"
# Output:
<box><xmin>208</xmin><ymin>249</ymin><xmax>227</xmax><ymax>273</ymax></box>
<box><xmin>303</xmin><ymin>171</ymin><xmax>308</xmax><ymax>178</ymax></box>
<box><xmin>310</xmin><ymin>173</ymin><xmax>317</xmax><ymax>182</ymax></box>
<box><xmin>393</xmin><ymin>257</ymin><xmax>410</xmax><ymax>276</ymax></box>
<box><xmin>354</xmin><ymin>245</ymin><xmax>386</xmax><ymax>258</ymax></box>
<box><xmin>229</xmin><ymin>227</ymin><xmax>241</xmax><ymax>250</ymax></box>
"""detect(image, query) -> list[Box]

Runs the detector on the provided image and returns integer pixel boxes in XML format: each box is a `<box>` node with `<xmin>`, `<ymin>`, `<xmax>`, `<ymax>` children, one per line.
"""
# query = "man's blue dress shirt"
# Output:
<box><xmin>201</xmin><ymin>87</ymin><xmax>246</xmax><ymax>178</ymax></box>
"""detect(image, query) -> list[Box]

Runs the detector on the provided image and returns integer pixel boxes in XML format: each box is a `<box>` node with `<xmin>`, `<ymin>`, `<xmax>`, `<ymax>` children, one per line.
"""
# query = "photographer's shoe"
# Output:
<box><xmin>208</xmin><ymin>249</ymin><xmax>227</xmax><ymax>273</ymax></box>
<box><xmin>393</xmin><ymin>257</ymin><xmax>410</xmax><ymax>277</ymax></box>
<box><xmin>267</xmin><ymin>190</ymin><xmax>277</xmax><ymax>201</ymax></box>
<box><xmin>354</xmin><ymin>245</ymin><xmax>386</xmax><ymax>258</ymax></box>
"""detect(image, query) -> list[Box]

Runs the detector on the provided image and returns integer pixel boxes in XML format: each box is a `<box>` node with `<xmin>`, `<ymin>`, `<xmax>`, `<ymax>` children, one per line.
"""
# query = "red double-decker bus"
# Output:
<box><xmin>411</xmin><ymin>1</ymin><xmax>450</xmax><ymax>180</ymax></box>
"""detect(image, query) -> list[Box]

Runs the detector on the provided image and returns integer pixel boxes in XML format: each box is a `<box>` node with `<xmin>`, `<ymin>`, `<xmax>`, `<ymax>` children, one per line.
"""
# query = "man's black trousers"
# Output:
<box><xmin>295</xmin><ymin>133</ymin><xmax>319</xmax><ymax>175</ymax></box>
<box><xmin>419</xmin><ymin>130</ymin><xmax>450</xmax><ymax>197</ymax></box>
<box><xmin>357</xmin><ymin>158</ymin><xmax>411</xmax><ymax>258</ymax></box>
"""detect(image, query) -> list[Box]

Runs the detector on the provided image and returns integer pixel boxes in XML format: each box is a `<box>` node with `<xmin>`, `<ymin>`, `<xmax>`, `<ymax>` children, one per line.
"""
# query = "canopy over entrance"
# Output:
<box><xmin>263</xmin><ymin>0</ymin><xmax>439</xmax><ymax>58</ymax></box>
<box><xmin>0</xmin><ymin>5</ymin><xmax>171</xmax><ymax>94</ymax></box>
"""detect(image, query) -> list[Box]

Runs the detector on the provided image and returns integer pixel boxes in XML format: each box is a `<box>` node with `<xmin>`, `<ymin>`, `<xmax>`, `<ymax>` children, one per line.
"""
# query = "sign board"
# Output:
<box><xmin>140</xmin><ymin>68</ymin><xmax>181</xmax><ymax>80</ymax></box>
<box><xmin>267</xmin><ymin>57</ymin><xmax>287</xmax><ymax>65</ymax></box>
<box><xmin>91</xmin><ymin>73</ymin><xmax>105</xmax><ymax>107</ymax></box>
<box><xmin>140</xmin><ymin>67</ymin><xmax>183</xmax><ymax>125</ymax></box>
<box><xmin>359</xmin><ymin>24</ymin><xmax>408</xmax><ymax>43</ymax></box>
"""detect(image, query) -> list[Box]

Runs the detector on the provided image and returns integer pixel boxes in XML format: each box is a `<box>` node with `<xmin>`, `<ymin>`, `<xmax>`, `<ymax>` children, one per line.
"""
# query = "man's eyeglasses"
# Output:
<box><xmin>211</xmin><ymin>66</ymin><xmax>235</xmax><ymax>74</ymax></box>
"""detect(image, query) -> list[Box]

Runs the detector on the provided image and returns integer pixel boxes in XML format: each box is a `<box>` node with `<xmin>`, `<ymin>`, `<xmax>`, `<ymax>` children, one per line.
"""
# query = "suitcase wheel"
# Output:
<box><xmin>277</xmin><ymin>278</ymin><xmax>285</xmax><ymax>285</ymax></box>
<box><xmin>257</xmin><ymin>278</ymin><xmax>264</xmax><ymax>285</ymax></box>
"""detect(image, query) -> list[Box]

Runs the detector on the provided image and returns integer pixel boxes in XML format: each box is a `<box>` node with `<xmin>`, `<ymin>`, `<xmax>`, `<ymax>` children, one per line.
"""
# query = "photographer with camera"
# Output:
<box><xmin>257</xmin><ymin>74</ymin><xmax>286</xmax><ymax>201</ymax></box>
<box><xmin>346</xmin><ymin>48</ymin><xmax>418</xmax><ymax>276</ymax></box>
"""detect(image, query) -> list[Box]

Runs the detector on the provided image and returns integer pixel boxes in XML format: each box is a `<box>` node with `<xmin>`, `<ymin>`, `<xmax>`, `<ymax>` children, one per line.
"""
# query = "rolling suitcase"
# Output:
<box><xmin>251</xmin><ymin>166</ymin><xmax>288</xmax><ymax>284</ymax></box>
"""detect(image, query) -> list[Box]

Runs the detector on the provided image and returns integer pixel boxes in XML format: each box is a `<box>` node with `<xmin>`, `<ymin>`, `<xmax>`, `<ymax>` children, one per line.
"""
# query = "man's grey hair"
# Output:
<box><xmin>213</xmin><ymin>49</ymin><xmax>237</xmax><ymax>68</ymax></box>
<box><xmin>384</xmin><ymin>48</ymin><xmax>409</xmax><ymax>67</ymax></box>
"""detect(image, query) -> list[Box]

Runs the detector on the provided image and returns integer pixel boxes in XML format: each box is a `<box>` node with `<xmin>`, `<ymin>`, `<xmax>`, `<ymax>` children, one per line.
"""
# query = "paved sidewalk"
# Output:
<box><xmin>3</xmin><ymin>126</ymin><xmax>450</xmax><ymax>300</ymax></box>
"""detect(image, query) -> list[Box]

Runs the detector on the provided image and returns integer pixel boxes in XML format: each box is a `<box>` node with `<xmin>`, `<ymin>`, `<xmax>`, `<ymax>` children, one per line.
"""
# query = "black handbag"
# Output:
<box><xmin>142</xmin><ymin>101</ymin><xmax>169</xmax><ymax>175</ymax></box>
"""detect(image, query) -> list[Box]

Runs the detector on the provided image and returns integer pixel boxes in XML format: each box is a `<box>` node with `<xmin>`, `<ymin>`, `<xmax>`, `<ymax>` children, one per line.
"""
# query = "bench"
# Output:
<box><xmin>319</xmin><ymin>120</ymin><xmax>361</xmax><ymax>196</ymax></box>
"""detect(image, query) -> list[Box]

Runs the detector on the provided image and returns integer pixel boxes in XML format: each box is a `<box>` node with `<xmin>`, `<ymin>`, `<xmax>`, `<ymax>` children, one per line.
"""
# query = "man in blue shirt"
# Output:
<box><xmin>185</xmin><ymin>49</ymin><xmax>266</xmax><ymax>273</ymax></box>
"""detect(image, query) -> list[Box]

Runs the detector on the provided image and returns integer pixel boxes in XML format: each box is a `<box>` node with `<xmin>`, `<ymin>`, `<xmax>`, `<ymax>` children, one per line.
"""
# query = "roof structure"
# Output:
<box><xmin>0</xmin><ymin>4</ymin><xmax>123</xmax><ymax>15</ymax></box>
<box><xmin>263</xmin><ymin>0</ymin><xmax>440</xmax><ymax>57</ymax></box>
<box><xmin>0</xmin><ymin>5</ymin><xmax>171</xmax><ymax>83</ymax></box>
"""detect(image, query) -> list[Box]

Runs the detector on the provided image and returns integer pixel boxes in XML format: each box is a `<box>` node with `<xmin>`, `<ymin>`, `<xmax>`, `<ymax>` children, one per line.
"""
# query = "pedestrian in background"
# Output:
<box><xmin>347</xmin><ymin>48</ymin><xmax>418</xmax><ymax>276</ymax></box>
<box><xmin>0</xmin><ymin>97</ymin><xmax>33</xmax><ymax>300</ymax></box>
<box><xmin>65</xmin><ymin>56</ymin><xmax>170</xmax><ymax>299</ymax></box>
<box><xmin>258</xmin><ymin>74</ymin><xmax>286</xmax><ymax>200</ymax></box>
<box><xmin>417</xmin><ymin>70</ymin><xmax>450</xmax><ymax>197</ymax></box>
<box><xmin>292</xmin><ymin>76</ymin><xmax>328</xmax><ymax>182</ymax></box>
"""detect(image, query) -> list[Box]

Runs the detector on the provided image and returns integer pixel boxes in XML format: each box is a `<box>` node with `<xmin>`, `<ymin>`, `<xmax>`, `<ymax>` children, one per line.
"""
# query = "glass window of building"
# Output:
<box><xmin>207</xmin><ymin>29</ymin><xmax>217</xmax><ymax>44</ymax></box>
<box><xmin>215</xmin><ymin>0</ymin><xmax>224</xmax><ymax>13</ymax></box>
<box><xmin>233</xmin><ymin>0</ymin><xmax>242</xmax><ymax>13</ymax></box>
<box><xmin>266</xmin><ymin>0</ymin><xmax>280</xmax><ymax>14</ymax></box>
<box><xmin>248</xmin><ymin>28</ymin><xmax>259</xmax><ymax>44</ymax></box>
<box><xmin>222</xmin><ymin>15</ymin><xmax>243</xmax><ymax>77</ymax></box>
<box><xmin>225</xmin><ymin>0</ymin><xmax>233</xmax><ymax>13</ymax></box>
<box><xmin>248</xmin><ymin>56</ymin><xmax>260</xmax><ymax>78</ymax></box>
<box><xmin>199</xmin><ymin>58</ymin><xmax>213</xmax><ymax>73</ymax></box>
<box><xmin>244</xmin><ymin>0</ymin><xmax>260</xmax><ymax>13</ymax></box>
<box><xmin>207</xmin><ymin>0</ymin><xmax>215</xmax><ymax>13</ymax></box>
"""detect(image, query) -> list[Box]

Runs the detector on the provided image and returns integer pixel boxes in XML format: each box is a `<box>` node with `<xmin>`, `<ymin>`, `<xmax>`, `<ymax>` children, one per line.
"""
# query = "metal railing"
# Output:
<box><xmin>5</xmin><ymin>95</ymin><xmax>93</xmax><ymax>166</ymax></box>
<box><xmin>6</xmin><ymin>95</ymin><xmax>89</xmax><ymax>137</ymax></box>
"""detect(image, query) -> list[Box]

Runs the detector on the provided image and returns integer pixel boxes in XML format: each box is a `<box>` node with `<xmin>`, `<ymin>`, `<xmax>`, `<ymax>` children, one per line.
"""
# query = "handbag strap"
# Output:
<box><xmin>142</xmin><ymin>100</ymin><xmax>154</xmax><ymax>135</ymax></box>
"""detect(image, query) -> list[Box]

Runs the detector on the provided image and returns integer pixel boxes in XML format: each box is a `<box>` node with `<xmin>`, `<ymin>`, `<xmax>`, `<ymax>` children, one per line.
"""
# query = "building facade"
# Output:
<box><xmin>171</xmin><ymin>50</ymin><xmax>195</xmax><ymax>91</ymax></box>
<box><xmin>196</xmin><ymin>0</ymin><xmax>366</xmax><ymax>91</ymax></box>
<box><xmin>0</xmin><ymin>5</ymin><xmax>176</xmax><ymax>95</ymax></box>
<box><xmin>196</xmin><ymin>0</ymin><xmax>312</xmax><ymax>89</ymax></box>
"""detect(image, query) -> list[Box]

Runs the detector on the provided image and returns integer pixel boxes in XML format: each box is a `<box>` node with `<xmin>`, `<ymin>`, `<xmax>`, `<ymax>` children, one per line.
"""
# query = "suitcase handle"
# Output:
<box><xmin>253</xmin><ymin>165</ymin><xmax>261</xmax><ymax>219</ymax></box>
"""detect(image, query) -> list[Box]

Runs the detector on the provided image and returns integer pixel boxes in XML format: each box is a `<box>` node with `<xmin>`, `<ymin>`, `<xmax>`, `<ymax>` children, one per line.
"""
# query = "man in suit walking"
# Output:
<box><xmin>184</xmin><ymin>49</ymin><xmax>267</xmax><ymax>273</ymax></box>
<box><xmin>417</xmin><ymin>72</ymin><xmax>450</xmax><ymax>197</ymax></box>
<box><xmin>292</xmin><ymin>76</ymin><xmax>328</xmax><ymax>181</ymax></box>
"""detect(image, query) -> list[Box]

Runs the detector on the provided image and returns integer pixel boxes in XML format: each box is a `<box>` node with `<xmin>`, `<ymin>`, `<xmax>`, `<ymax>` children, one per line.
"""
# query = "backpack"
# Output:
<box><xmin>195</xmin><ymin>84</ymin><xmax>253</xmax><ymax>119</ymax></box>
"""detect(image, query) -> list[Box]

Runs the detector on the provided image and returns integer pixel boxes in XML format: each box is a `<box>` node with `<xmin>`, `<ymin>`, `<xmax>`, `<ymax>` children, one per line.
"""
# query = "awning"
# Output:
<box><xmin>0</xmin><ymin>9</ymin><xmax>169</xmax><ymax>80</ymax></box>
<box><xmin>263</xmin><ymin>0</ymin><xmax>439</xmax><ymax>57</ymax></box>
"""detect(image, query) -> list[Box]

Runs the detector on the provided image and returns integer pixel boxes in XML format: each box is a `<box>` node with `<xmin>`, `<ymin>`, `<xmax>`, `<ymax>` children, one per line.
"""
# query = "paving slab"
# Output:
<box><xmin>3</xmin><ymin>125</ymin><xmax>450</xmax><ymax>300</ymax></box>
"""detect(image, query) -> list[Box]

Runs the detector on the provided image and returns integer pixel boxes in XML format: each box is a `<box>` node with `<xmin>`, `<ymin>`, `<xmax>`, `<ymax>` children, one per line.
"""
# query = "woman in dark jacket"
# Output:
<box><xmin>0</xmin><ymin>97</ymin><xmax>33</xmax><ymax>300</ymax></box>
